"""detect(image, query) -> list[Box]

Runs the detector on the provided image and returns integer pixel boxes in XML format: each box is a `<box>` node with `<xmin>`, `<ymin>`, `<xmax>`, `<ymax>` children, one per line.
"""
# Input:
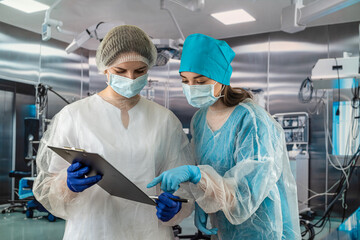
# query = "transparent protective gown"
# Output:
<box><xmin>33</xmin><ymin>94</ymin><xmax>194</xmax><ymax>240</ymax></box>
<box><xmin>189</xmin><ymin>99</ymin><xmax>301</xmax><ymax>240</ymax></box>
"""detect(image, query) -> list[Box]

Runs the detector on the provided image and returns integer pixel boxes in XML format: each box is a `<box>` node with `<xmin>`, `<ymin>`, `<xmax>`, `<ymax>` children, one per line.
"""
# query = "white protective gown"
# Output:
<box><xmin>33</xmin><ymin>94</ymin><xmax>194</xmax><ymax>240</ymax></box>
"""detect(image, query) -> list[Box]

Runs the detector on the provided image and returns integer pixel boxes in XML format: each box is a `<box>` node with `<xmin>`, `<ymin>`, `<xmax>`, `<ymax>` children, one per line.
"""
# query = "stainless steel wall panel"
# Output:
<box><xmin>307</xmin><ymin>105</ymin><xmax>328</xmax><ymax>211</ymax></box>
<box><xmin>80</xmin><ymin>49</ymin><xmax>90</xmax><ymax>99</ymax></box>
<box><xmin>0</xmin><ymin>22</ymin><xmax>93</xmax><ymax>205</ymax></box>
<box><xmin>225</xmin><ymin>33</ymin><xmax>269</xmax><ymax>89</ymax></box>
<box><xmin>0</xmin><ymin>22</ymin><xmax>40</xmax><ymax>83</ymax></box>
<box><xmin>225</xmin><ymin>33</ymin><xmax>270</xmax><ymax>110</ymax></box>
<box><xmin>88</xmin><ymin>51</ymin><xmax>107</xmax><ymax>95</ymax></box>
<box><xmin>39</xmin><ymin>41</ymin><xmax>89</xmax><ymax>118</ymax></box>
<box><xmin>0</xmin><ymin>22</ymin><xmax>90</xmax><ymax>119</ymax></box>
<box><xmin>0</xmin><ymin>85</ymin><xmax>15</xmax><ymax>204</ymax></box>
<box><xmin>14</xmin><ymin>93</ymin><xmax>36</xmax><ymax>172</ymax></box>
<box><xmin>268</xmin><ymin>26</ymin><xmax>329</xmax><ymax>115</ymax></box>
<box><xmin>267</xmin><ymin>27</ymin><xmax>330</xmax><ymax>214</ymax></box>
<box><xmin>328</xmin><ymin>22</ymin><xmax>360</xmax><ymax>58</ymax></box>
<box><xmin>0</xmin><ymin>80</ymin><xmax>36</xmax><ymax>203</ymax></box>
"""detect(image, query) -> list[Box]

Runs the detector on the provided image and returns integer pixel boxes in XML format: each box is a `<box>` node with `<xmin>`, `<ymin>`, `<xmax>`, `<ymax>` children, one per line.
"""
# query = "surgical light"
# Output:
<box><xmin>211</xmin><ymin>9</ymin><xmax>256</xmax><ymax>25</ymax></box>
<box><xmin>0</xmin><ymin>0</ymin><xmax>49</xmax><ymax>13</ymax></box>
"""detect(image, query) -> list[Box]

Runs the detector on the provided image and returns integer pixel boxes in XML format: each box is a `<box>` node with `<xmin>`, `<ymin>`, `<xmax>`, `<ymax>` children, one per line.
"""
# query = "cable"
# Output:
<box><xmin>312</xmin><ymin>217</ymin><xmax>330</xmax><ymax>239</ymax></box>
<box><xmin>299</xmin><ymin>192</ymin><xmax>336</xmax><ymax>205</ymax></box>
<box><xmin>317</xmin><ymin>146</ymin><xmax>359</xmax><ymax>221</ymax></box>
<box><xmin>341</xmin><ymin>192</ymin><xmax>348</xmax><ymax>222</ymax></box>
<box><xmin>339</xmin><ymin>106</ymin><xmax>360</xmax><ymax>221</ymax></box>
<box><xmin>302</xmin><ymin>143</ymin><xmax>360</xmax><ymax>237</ymax></box>
<box><xmin>300</xmin><ymin>220</ymin><xmax>315</xmax><ymax>240</ymax></box>
<box><xmin>299</xmin><ymin>179</ymin><xmax>340</xmax><ymax>205</ymax></box>
<box><xmin>36</xmin><ymin>84</ymin><xmax>70</xmax><ymax>117</ymax></box>
<box><xmin>325</xmin><ymin>121</ymin><xmax>350</xmax><ymax>186</ymax></box>
<box><xmin>36</xmin><ymin>84</ymin><xmax>49</xmax><ymax>115</ymax></box>
<box><xmin>298</xmin><ymin>77</ymin><xmax>314</xmax><ymax>103</ymax></box>
<box><xmin>351</xmin><ymin>107</ymin><xmax>360</xmax><ymax>140</ymax></box>
<box><xmin>297</xmin><ymin>90</ymin><xmax>349</xmax><ymax>211</ymax></box>
<box><xmin>94</xmin><ymin>22</ymin><xmax>105</xmax><ymax>41</ymax></box>
<box><xmin>351</xmin><ymin>83</ymin><xmax>359</xmax><ymax>109</ymax></box>
<box><xmin>48</xmin><ymin>88</ymin><xmax>70</xmax><ymax>104</ymax></box>
<box><xmin>307</xmin><ymin>90</ymin><xmax>326</xmax><ymax>115</ymax></box>
<box><xmin>334</xmin><ymin>58</ymin><xmax>340</xmax><ymax>116</ymax></box>
<box><xmin>322</xmin><ymin>93</ymin><xmax>360</xmax><ymax>183</ymax></box>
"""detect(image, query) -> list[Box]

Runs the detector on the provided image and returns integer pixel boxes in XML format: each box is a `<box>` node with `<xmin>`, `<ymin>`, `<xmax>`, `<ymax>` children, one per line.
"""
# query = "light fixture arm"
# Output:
<box><xmin>160</xmin><ymin>0</ymin><xmax>185</xmax><ymax>40</ymax></box>
<box><xmin>44</xmin><ymin>0</ymin><xmax>62</xmax><ymax>27</ymax></box>
<box><xmin>56</xmin><ymin>26</ymin><xmax>76</xmax><ymax>36</ymax></box>
<box><xmin>168</xmin><ymin>0</ymin><xmax>205</xmax><ymax>12</ymax></box>
<box><xmin>42</xmin><ymin>0</ymin><xmax>75</xmax><ymax>41</ymax></box>
<box><xmin>281</xmin><ymin>0</ymin><xmax>360</xmax><ymax>33</ymax></box>
<box><xmin>298</xmin><ymin>0</ymin><xmax>360</xmax><ymax>25</ymax></box>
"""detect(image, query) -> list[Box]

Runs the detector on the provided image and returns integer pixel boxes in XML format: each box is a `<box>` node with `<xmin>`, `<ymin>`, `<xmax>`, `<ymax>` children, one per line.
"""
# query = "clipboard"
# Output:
<box><xmin>48</xmin><ymin>146</ymin><xmax>156</xmax><ymax>206</ymax></box>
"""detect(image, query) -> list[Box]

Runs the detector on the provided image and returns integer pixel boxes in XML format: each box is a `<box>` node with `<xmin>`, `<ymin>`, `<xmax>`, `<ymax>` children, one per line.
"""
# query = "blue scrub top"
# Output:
<box><xmin>190</xmin><ymin>100</ymin><xmax>300</xmax><ymax>239</ymax></box>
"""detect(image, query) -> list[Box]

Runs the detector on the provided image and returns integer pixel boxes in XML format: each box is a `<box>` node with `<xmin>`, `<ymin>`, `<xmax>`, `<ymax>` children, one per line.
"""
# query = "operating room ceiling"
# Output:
<box><xmin>0</xmin><ymin>0</ymin><xmax>360</xmax><ymax>50</ymax></box>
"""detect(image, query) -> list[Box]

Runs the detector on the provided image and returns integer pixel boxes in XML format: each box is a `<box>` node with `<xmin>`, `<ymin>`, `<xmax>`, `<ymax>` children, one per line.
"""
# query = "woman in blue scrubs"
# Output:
<box><xmin>148</xmin><ymin>33</ymin><xmax>301</xmax><ymax>239</ymax></box>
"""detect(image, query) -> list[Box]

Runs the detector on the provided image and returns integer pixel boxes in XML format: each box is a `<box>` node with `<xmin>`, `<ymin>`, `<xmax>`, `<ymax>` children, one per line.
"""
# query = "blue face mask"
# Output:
<box><xmin>182</xmin><ymin>83</ymin><xmax>220</xmax><ymax>108</ymax></box>
<box><xmin>108</xmin><ymin>73</ymin><xmax>148</xmax><ymax>98</ymax></box>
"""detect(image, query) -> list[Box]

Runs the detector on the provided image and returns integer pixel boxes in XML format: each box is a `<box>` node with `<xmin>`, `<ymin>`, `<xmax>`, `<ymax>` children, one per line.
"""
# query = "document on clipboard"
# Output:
<box><xmin>48</xmin><ymin>146</ymin><xmax>156</xmax><ymax>206</ymax></box>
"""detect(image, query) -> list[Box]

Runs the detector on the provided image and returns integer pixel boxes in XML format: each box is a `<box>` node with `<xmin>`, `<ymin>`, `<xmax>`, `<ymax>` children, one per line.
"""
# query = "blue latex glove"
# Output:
<box><xmin>155</xmin><ymin>192</ymin><xmax>182</xmax><ymax>222</ymax></box>
<box><xmin>147</xmin><ymin>165</ymin><xmax>201</xmax><ymax>193</ymax></box>
<box><xmin>195</xmin><ymin>203</ymin><xmax>218</xmax><ymax>235</ymax></box>
<box><xmin>67</xmin><ymin>161</ymin><xmax>102</xmax><ymax>192</ymax></box>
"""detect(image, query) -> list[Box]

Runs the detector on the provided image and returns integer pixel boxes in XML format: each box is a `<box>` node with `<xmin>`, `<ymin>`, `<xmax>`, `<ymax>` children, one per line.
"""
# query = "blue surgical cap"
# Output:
<box><xmin>179</xmin><ymin>33</ymin><xmax>235</xmax><ymax>85</ymax></box>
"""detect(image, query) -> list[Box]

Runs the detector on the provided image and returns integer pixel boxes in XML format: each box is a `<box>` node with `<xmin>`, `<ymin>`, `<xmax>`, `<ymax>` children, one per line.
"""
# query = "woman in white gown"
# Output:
<box><xmin>33</xmin><ymin>25</ymin><xmax>194</xmax><ymax>240</ymax></box>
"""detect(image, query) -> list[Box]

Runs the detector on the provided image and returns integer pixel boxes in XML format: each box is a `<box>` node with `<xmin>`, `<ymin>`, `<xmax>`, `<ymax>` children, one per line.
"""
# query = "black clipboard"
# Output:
<box><xmin>48</xmin><ymin>146</ymin><xmax>156</xmax><ymax>206</ymax></box>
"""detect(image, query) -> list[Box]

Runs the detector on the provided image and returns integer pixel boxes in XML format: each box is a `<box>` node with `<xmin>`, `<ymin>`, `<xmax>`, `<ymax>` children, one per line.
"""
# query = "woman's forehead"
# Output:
<box><xmin>113</xmin><ymin>61</ymin><xmax>148</xmax><ymax>70</ymax></box>
<box><xmin>180</xmin><ymin>72</ymin><xmax>206</xmax><ymax>78</ymax></box>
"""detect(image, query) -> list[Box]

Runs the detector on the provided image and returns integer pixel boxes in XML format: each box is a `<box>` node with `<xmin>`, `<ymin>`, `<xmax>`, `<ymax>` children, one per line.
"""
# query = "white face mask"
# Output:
<box><xmin>182</xmin><ymin>82</ymin><xmax>222</xmax><ymax>108</ymax></box>
<box><xmin>108</xmin><ymin>73</ymin><xmax>148</xmax><ymax>98</ymax></box>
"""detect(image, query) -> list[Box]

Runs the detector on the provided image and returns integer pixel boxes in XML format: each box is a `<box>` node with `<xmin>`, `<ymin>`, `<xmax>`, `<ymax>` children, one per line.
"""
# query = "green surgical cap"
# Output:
<box><xmin>179</xmin><ymin>33</ymin><xmax>235</xmax><ymax>85</ymax></box>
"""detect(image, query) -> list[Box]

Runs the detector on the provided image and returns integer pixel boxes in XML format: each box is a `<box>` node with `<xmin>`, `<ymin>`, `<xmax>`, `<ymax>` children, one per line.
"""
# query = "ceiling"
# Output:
<box><xmin>0</xmin><ymin>0</ymin><xmax>360</xmax><ymax>50</ymax></box>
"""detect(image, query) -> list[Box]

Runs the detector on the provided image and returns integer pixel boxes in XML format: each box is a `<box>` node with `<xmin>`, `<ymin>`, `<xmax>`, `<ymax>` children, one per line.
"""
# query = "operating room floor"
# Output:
<box><xmin>0</xmin><ymin>209</ymin><xmax>65</xmax><ymax>240</ymax></box>
<box><xmin>301</xmin><ymin>216</ymin><xmax>343</xmax><ymax>240</ymax></box>
<box><xmin>318</xmin><ymin>219</ymin><xmax>342</xmax><ymax>240</ymax></box>
<box><xmin>0</xmin><ymin>205</ymin><xmax>197</xmax><ymax>240</ymax></box>
<box><xmin>0</xmin><ymin>206</ymin><xmax>343</xmax><ymax>240</ymax></box>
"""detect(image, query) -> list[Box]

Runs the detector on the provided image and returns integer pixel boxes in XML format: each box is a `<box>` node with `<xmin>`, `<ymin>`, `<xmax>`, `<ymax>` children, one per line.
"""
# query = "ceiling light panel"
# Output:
<box><xmin>211</xmin><ymin>9</ymin><xmax>256</xmax><ymax>25</ymax></box>
<box><xmin>0</xmin><ymin>0</ymin><xmax>49</xmax><ymax>13</ymax></box>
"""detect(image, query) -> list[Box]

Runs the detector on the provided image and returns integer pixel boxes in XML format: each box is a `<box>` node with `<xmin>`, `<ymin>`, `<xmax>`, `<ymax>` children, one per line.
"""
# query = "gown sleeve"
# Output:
<box><xmin>156</xmin><ymin>111</ymin><xmax>196</xmax><ymax>226</ymax></box>
<box><xmin>189</xmin><ymin>103</ymin><xmax>285</xmax><ymax>225</ymax></box>
<box><xmin>33</xmin><ymin>107</ymin><xmax>81</xmax><ymax>220</ymax></box>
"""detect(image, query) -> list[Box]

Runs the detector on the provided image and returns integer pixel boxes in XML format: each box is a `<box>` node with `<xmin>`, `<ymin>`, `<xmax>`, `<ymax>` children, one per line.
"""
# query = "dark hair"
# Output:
<box><xmin>221</xmin><ymin>85</ymin><xmax>253</xmax><ymax>107</ymax></box>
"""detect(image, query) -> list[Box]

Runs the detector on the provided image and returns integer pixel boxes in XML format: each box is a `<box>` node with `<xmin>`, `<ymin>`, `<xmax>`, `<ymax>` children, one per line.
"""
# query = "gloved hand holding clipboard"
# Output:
<box><xmin>48</xmin><ymin>146</ymin><xmax>188</xmax><ymax>206</ymax></box>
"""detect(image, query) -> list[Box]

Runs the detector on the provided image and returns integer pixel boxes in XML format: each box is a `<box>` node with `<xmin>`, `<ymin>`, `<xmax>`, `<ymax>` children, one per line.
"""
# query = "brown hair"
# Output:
<box><xmin>221</xmin><ymin>85</ymin><xmax>253</xmax><ymax>107</ymax></box>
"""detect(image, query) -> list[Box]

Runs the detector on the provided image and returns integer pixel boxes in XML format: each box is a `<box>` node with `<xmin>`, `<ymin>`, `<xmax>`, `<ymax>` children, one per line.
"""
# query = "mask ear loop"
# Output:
<box><xmin>105</xmin><ymin>70</ymin><xmax>111</xmax><ymax>86</ymax></box>
<box><xmin>215</xmin><ymin>82</ymin><xmax>225</xmax><ymax>98</ymax></box>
